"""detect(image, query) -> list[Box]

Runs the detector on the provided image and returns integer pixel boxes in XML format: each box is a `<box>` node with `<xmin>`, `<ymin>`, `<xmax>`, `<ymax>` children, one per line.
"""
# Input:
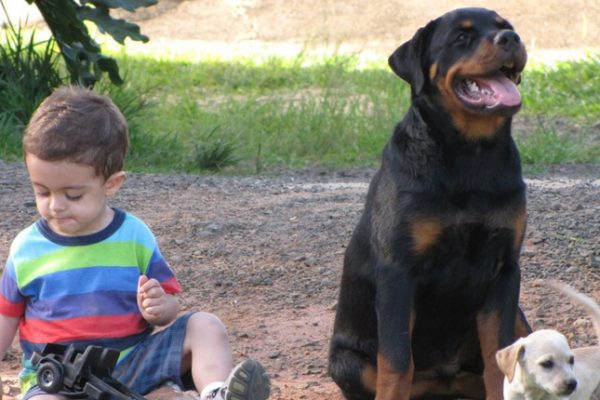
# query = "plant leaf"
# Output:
<box><xmin>78</xmin><ymin>6</ymin><xmax>149</xmax><ymax>44</ymax></box>
<box><xmin>85</xmin><ymin>0</ymin><xmax>158</xmax><ymax>12</ymax></box>
<box><xmin>97</xmin><ymin>56</ymin><xmax>124</xmax><ymax>85</ymax></box>
<box><xmin>31</xmin><ymin>0</ymin><xmax>153</xmax><ymax>86</ymax></box>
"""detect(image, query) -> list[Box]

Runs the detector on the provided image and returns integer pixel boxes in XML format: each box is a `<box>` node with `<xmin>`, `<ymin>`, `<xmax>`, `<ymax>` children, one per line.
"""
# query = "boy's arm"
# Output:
<box><xmin>0</xmin><ymin>314</ymin><xmax>19</xmax><ymax>360</ymax></box>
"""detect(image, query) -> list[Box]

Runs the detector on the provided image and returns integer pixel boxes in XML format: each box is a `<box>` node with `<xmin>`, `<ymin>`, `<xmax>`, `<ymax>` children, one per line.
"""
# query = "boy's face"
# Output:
<box><xmin>25</xmin><ymin>154</ymin><xmax>125</xmax><ymax>237</ymax></box>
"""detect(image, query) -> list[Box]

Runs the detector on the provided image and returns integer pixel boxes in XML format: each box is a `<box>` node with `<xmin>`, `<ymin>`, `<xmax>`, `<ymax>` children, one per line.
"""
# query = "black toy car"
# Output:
<box><xmin>30</xmin><ymin>343</ymin><xmax>146</xmax><ymax>399</ymax></box>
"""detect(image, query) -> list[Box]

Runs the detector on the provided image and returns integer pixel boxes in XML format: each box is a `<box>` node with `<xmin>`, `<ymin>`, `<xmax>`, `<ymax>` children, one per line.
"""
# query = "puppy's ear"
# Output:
<box><xmin>496</xmin><ymin>342</ymin><xmax>525</xmax><ymax>383</ymax></box>
<box><xmin>388</xmin><ymin>20</ymin><xmax>437</xmax><ymax>95</ymax></box>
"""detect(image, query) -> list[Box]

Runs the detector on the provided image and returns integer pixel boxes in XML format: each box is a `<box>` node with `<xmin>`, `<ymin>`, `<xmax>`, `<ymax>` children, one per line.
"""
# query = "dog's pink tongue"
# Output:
<box><xmin>477</xmin><ymin>75</ymin><xmax>521</xmax><ymax>107</ymax></box>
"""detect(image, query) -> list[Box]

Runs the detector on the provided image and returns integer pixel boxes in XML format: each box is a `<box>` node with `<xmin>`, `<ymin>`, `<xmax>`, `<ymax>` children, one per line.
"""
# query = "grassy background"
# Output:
<box><xmin>106</xmin><ymin>52</ymin><xmax>409</xmax><ymax>173</ymax></box>
<box><xmin>1</xmin><ymin>33</ymin><xmax>599</xmax><ymax>174</ymax></box>
<box><xmin>115</xmin><ymin>51</ymin><xmax>600</xmax><ymax>174</ymax></box>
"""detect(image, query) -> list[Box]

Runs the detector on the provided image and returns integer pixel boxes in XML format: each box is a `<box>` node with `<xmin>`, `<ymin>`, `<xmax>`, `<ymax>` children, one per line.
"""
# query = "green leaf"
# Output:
<box><xmin>85</xmin><ymin>0</ymin><xmax>158</xmax><ymax>12</ymax></box>
<box><xmin>60</xmin><ymin>42</ymin><xmax>102</xmax><ymax>86</ymax></box>
<box><xmin>78</xmin><ymin>6</ymin><xmax>150</xmax><ymax>44</ymax></box>
<box><xmin>31</xmin><ymin>0</ymin><xmax>153</xmax><ymax>86</ymax></box>
<box><xmin>97</xmin><ymin>56</ymin><xmax>124</xmax><ymax>85</ymax></box>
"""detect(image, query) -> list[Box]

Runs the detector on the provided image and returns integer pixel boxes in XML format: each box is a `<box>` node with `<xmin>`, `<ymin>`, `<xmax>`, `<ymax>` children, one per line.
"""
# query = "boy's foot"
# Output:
<box><xmin>208</xmin><ymin>359</ymin><xmax>270</xmax><ymax>400</ymax></box>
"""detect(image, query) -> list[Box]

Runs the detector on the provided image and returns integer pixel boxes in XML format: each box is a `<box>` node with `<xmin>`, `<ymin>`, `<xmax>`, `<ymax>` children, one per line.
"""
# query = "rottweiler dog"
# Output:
<box><xmin>329</xmin><ymin>8</ymin><xmax>531</xmax><ymax>400</ymax></box>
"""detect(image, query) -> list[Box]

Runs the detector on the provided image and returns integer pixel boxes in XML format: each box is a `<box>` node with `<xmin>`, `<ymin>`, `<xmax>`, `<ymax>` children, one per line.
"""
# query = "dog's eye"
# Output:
<box><xmin>540</xmin><ymin>360</ymin><xmax>554</xmax><ymax>369</ymax></box>
<box><xmin>452</xmin><ymin>30</ymin><xmax>475</xmax><ymax>47</ymax></box>
<box><xmin>569</xmin><ymin>356</ymin><xmax>575</xmax><ymax>365</ymax></box>
<box><xmin>454</xmin><ymin>33</ymin><xmax>469</xmax><ymax>44</ymax></box>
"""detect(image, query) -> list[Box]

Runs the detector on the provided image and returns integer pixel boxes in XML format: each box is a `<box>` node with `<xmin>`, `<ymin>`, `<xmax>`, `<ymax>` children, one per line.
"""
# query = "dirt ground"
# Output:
<box><xmin>2</xmin><ymin>1</ymin><xmax>600</xmax><ymax>399</ymax></box>
<box><xmin>0</xmin><ymin>162</ymin><xmax>599</xmax><ymax>400</ymax></box>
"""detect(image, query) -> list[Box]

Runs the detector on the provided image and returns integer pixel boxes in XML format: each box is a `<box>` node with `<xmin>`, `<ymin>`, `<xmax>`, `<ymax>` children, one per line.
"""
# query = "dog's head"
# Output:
<box><xmin>496</xmin><ymin>329</ymin><xmax>578</xmax><ymax>397</ymax></box>
<box><xmin>389</xmin><ymin>8</ymin><xmax>527</xmax><ymax>139</ymax></box>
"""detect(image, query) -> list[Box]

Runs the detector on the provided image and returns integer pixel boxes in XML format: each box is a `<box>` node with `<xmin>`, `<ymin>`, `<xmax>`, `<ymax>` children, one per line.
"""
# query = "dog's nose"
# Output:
<box><xmin>565</xmin><ymin>379</ymin><xmax>578</xmax><ymax>394</ymax></box>
<box><xmin>494</xmin><ymin>30</ymin><xmax>521</xmax><ymax>51</ymax></box>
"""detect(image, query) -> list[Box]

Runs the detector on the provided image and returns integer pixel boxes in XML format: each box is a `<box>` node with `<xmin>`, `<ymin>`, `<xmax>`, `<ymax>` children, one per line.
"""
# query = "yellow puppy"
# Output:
<box><xmin>496</xmin><ymin>282</ymin><xmax>600</xmax><ymax>400</ymax></box>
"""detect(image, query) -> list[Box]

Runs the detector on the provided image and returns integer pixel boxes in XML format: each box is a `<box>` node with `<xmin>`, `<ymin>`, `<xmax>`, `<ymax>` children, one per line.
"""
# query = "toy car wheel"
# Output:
<box><xmin>37</xmin><ymin>360</ymin><xmax>64</xmax><ymax>394</ymax></box>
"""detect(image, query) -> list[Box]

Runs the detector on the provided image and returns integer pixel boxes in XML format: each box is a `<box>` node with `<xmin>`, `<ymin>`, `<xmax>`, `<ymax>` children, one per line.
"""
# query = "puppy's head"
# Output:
<box><xmin>389</xmin><ymin>7</ymin><xmax>527</xmax><ymax>139</ymax></box>
<box><xmin>496</xmin><ymin>329</ymin><xmax>578</xmax><ymax>397</ymax></box>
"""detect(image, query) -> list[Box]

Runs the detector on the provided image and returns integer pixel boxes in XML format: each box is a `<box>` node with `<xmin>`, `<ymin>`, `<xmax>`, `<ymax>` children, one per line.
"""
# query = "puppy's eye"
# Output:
<box><xmin>540</xmin><ymin>360</ymin><xmax>554</xmax><ymax>369</ymax></box>
<box><xmin>569</xmin><ymin>356</ymin><xmax>575</xmax><ymax>365</ymax></box>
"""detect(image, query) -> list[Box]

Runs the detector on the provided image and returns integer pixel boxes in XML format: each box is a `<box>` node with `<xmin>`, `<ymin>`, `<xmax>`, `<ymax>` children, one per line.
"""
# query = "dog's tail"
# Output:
<box><xmin>549</xmin><ymin>280</ymin><xmax>600</xmax><ymax>343</ymax></box>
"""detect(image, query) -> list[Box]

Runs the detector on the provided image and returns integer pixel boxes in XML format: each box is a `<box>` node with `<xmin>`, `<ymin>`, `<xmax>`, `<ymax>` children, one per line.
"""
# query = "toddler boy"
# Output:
<box><xmin>0</xmin><ymin>86</ymin><xmax>270</xmax><ymax>400</ymax></box>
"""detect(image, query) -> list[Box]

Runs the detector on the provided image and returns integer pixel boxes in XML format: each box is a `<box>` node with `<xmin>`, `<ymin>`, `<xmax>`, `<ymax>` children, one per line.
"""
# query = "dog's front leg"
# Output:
<box><xmin>477</xmin><ymin>268</ymin><xmax>521</xmax><ymax>400</ymax></box>
<box><xmin>375</xmin><ymin>263</ymin><xmax>414</xmax><ymax>400</ymax></box>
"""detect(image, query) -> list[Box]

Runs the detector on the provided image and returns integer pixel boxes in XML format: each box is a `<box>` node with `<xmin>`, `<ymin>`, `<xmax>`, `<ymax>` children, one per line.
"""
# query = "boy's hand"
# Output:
<box><xmin>137</xmin><ymin>275</ymin><xmax>178</xmax><ymax>326</ymax></box>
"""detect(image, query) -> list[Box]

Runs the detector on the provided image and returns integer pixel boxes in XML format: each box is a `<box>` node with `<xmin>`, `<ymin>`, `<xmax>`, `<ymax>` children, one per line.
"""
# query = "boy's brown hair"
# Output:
<box><xmin>23</xmin><ymin>86</ymin><xmax>129</xmax><ymax>179</ymax></box>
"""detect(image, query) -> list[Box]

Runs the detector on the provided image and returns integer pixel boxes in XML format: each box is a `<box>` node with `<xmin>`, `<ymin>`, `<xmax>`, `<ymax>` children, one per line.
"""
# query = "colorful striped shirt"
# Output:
<box><xmin>0</xmin><ymin>208</ymin><xmax>181</xmax><ymax>390</ymax></box>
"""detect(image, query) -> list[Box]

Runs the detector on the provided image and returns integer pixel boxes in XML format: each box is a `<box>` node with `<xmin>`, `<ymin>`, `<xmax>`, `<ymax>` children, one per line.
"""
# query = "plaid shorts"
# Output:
<box><xmin>22</xmin><ymin>312</ymin><xmax>194</xmax><ymax>399</ymax></box>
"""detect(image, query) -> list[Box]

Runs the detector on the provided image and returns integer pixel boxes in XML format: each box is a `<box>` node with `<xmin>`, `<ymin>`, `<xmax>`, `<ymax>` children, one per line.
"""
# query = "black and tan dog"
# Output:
<box><xmin>329</xmin><ymin>8</ymin><xmax>531</xmax><ymax>400</ymax></box>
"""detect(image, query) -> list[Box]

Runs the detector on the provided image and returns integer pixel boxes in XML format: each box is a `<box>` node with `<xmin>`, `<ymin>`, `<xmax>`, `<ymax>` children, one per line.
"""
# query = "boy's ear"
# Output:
<box><xmin>105</xmin><ymin>171</ymin><xmax>126</xmax><ymax>196</ymax></box>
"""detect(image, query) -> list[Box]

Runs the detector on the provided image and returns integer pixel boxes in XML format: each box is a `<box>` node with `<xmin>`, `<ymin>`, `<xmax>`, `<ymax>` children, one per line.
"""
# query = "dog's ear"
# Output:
<box><xmin>496</xmin><ymin>342</ymin><xmax>525</xmax><ymax>383</ymax></box>
<box><xmin>388</xmin><ymin>19</ymin><xmax>437</xmax><ymax>95</ymax></box>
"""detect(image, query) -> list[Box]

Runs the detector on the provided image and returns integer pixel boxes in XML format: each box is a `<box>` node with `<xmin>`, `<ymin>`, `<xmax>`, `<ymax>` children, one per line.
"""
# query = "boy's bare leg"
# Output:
<box><xmin>181</xmin><ymin>312</ymin><xmax>233</xmax><ymax>391</ymax></box>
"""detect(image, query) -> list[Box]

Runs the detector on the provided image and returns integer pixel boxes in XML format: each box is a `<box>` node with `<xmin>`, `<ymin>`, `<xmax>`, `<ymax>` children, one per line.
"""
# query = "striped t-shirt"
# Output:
<box><xmin>0</xmin><ymin>208</ymin><xmax>181</xmax><ymax>384</ymax></box>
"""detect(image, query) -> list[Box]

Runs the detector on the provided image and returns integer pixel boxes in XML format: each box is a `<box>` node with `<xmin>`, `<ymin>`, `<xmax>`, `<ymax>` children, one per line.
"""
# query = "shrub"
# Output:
<box><xmin>0</xmin><ymin>21</ymin><xmax>63</xmax><ymax>158</ymax></box>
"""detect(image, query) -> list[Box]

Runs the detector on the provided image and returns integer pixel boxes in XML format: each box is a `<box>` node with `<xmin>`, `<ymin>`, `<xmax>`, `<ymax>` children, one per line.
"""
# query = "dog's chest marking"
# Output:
<box><xmin>405</xmin><ymin>191</ymin><xmax>525</xmax><ymax>256</ymax></box>
<box><xmin>410</xmin><ymin>218</ymin><xmax>444</xmax><ymax>254</ymax></box>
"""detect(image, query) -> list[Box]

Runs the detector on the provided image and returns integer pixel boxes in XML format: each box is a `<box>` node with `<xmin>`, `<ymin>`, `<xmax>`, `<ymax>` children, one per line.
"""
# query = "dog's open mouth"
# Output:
<box><xmin>454</xmin><ymin>67</ymin><xmax>521</xmax><ymax>111</ymax></box>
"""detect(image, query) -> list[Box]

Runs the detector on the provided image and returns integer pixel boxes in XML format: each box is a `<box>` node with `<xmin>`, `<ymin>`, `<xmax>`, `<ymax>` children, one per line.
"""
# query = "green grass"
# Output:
<box><xmin>516</xmin><ymin>56</ymin><xmax>600</xmax><ymax>167</ymax></box>
<box><xmin>111</xmin><ymin>52</ymin><xmax>410</xmax><ymax>173</ymax></box>
<box><xmin>521</xmin><ymin>54</ymin><xmax>600</xmax><ymax>119</ymax></box>
<box><xmin>0</xmin><ymin>23</ymin><xmax>62</xmax><ymax>160</ymax></box>
<box><xmin>1</xmin><ymin>34</ymin><xmax>599</xmax><ymax>173</ymax></box>
<box><xmin>519</xmin><ymin>122</ymin><xmax>594</xmax><ymax>165</ymax></box>
<box><xmin>110</xmin><ymin>51</ymin><xmax>599</xmax><ymax>174</ymax></box>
